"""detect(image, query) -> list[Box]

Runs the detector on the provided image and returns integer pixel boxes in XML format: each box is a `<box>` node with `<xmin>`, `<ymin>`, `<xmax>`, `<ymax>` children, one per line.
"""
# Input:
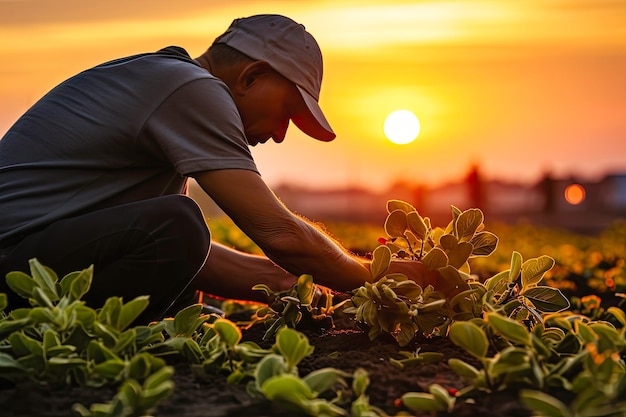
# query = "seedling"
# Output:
<box><xmin>251</xmin><ymin>274</ymin><xmax>351</xmax><ymax>340</ymax></box>
<box><xmin>349</xmin><ymin>201</ymin><xmax>499</xmax><ymax>346</ymax></box>
<box><xmin>0</xmin><ymin>258</ymin><xmax>175</xmax><ymax>414</ymax></box>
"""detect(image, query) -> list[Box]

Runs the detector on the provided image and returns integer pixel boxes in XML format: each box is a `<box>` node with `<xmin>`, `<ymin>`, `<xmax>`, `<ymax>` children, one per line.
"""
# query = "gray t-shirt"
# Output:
<box><xmin>0</xmin><ymin>46</ymin><xmax>258</xmax><ymax>244</ymax></box>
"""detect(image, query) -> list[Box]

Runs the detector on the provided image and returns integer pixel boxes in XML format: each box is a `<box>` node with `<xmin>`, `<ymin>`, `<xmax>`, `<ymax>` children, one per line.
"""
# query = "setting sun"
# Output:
<box><xmin>383</xmin><ymin>110</ymin><xmax>421</xmax><ymax>145</ymax></box>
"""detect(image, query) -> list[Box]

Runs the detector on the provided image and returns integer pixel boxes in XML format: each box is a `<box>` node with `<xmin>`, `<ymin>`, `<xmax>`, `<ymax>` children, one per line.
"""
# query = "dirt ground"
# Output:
<box><xmin>0</xmin><ymin>310</ymin><xmax>533</xmax><ymax>417</ymax></box>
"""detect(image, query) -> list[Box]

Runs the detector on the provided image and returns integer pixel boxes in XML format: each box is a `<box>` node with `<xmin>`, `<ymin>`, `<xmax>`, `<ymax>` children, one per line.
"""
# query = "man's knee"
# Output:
<box><xmin>157</xmin><ymin>195</ymin><xmax>211</xmax><ymax>268</ymax></box>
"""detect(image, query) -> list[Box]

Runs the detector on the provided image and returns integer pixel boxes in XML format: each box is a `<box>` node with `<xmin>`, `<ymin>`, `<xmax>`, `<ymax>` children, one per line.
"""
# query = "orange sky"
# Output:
<box><xmin>1</xmin><ymin>0</ymin><xmax>625</xmax><ymax>191</ymax></box>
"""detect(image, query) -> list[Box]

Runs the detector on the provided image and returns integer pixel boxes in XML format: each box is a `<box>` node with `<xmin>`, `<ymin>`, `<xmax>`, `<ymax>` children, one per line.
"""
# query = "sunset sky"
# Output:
<box><xmin>1</xmin><ymin>0</ymin><xmax>625</xmax><ymax>191</ymax></box>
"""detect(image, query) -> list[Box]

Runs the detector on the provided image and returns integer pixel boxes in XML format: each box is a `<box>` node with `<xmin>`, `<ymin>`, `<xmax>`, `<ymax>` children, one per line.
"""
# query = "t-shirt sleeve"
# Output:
<box><xmin>140</xmin><ymin>77</ymin><xmax>258</xmax><ymax>176</ymax></box>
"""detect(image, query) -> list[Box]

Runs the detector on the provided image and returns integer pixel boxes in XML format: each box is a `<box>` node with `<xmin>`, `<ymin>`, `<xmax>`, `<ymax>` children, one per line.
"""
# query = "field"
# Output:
<box><xmin>1</xmin><ymin>213</ymin><xmax>625</xmax><ymax>417</ymax></box>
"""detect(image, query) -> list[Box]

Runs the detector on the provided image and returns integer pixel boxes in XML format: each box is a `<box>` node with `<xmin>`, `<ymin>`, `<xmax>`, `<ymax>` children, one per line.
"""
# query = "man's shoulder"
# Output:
<box><xmin>96</xmin><ymin>46</ymin><xmax>207</xmax><ymax>77</ymax></box>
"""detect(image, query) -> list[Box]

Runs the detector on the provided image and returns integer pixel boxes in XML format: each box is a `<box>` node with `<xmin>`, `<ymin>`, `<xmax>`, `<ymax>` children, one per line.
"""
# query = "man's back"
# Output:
<box><xmin>0</xmin><ymin>46</ymin><xmax>254</xmax><ymax>245</ymax></box>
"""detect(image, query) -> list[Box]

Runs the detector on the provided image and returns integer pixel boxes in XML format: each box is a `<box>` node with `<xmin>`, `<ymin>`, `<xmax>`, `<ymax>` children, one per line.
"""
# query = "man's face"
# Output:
<box><xmin>233</xmin><ymin>68</ymin><xmax>308</xmax><ymax>146</ymax></box>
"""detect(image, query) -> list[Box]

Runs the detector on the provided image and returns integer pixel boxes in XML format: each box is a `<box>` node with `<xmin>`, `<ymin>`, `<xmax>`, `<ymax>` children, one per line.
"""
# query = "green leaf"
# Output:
<box><xmin>0</xmin><ymin>293</ymin><xmax>6</xmax><ymax>311</ymax></box>
<box><xmin>448</xmin><ymin>358</ymin><xmax>480</xmax><ymax>379</ymax></box>
<box><xmin>438</xmin><ymin>266</ymin><xmax>471</xmax><ymax>294</ymax></box>
<box><xmin>384</xmin><ymin>209</ymin><xmax>408</xmax><ymax>238</ymax></box>
<box><xmin>407</xmin><ymin>211</ymin><xmax>428</xmax><ymax>240</ymax></box>
<box><xmin>173</xmin><ymin>304</ymin><xmax>203</xmax><ymax>337</ymax></box>
<box><xmin>255</xmin><ymin>354</ymin><xmax>288</xmax><ymax>391</ymax></box>
<box><xmin>449</xmin><ymin>321</ymin><xmax>488</xmax><ymax>359</ymax></box>
<box><xmin>607</xmin><ymin>307</ymin><xmax>626</xmax><ymax>327</ymax></box>
<box><xmin>486</xmin><ymin>313</ymin><xmax>531</xmax><ymax>346</ymax></box>
<box><xmin>555</xmin><ymin>333</ymin><xmax>581</xmax><ymax>355</ymax></box>
<box><xmin>510</xmin><ymin>251</ymin><xmax>523</xmax><ymax>283</ymax></box>
<box><xmin>181</xmin><ymin>339</ymin><xmax>204</xmax><ymax>364</ymax></box>
<box><xmin>99</xmin><ymin>297</ymin><xmax>122</xmax><ymax>328</ymax></box>
<box><xmin>439</xmin><ymin>234</ymin><xmax>458</xmax><ymax>252</ymax></box>
<box><xmin>429</xmin><ymin>384</ymin><xmax>454</xmax><ymax>410</ymax></box>
<box><xmin>519</xmin><ymin>389</ymin><xmax>573</xmax><ymax>417</ymax></box>
<box><xmin>143</xmin><ymin>365</ymin><xmax>174</xmax><ymax>390</ymax></box>
<box><xmin>395</xmin><ymin>319</ymin><xmax>417</xmax><ymax>347</ymax></box>
<box><xmin>387</xmin><ymin>200</ymin><xmax>416</xmax><ymax>214</ymax></box>
<box><xmin>401</xmin><ymin>392</ymin><xmax>447</xmax><ymax>412</ymax></box>
<box><xmin>5</xmin><ymin>271</ymin><xmax>38</xmax><ymax>299</ymax></box>
<box><xmin>112</xmin><ymin>329</ymin><xmax>137</xmax><ymax>353</ymax></box>
<box><xmin>356</xmin><ymin>300</ymin><xmax>378</xmax><ymax>326</ymax></box>
<box><xmin>370</xmin><ymin>245</ymin><xmax>391</xmax><ymax>281</ymax></box>
<box><xmin>469</xmin><ymin>231</ymin><xmax>498</xmax><ymax>256</ymax></box>
<box><xmin>118</xmin><ymin>296</ymin><xmax>150</xmax><ymax>330</ymax></box>
<box><xmin>275</xmin><ymin>328</ymin><xmax>314</xmax><ymax>370</ymax></box>
<box><xmin>422</xmin><ymin>247</ymin><xmax>448</xmax><ymax>270</ymax></box>
<box><xmin>42</xmin><ymin>328</ymin><xmax>61</xmax><ymax>351</ymax></box>
<box><xmin>302</xmin><ymin>367</ymin><xmax>348</xmax><ymax>394</ymax></box>
<box><xmin>29</xmin><ymin>258</ymin><xmax>59</xmax><ymax>299</ymax></box>
<box><xmin>60</xmin><ymin>266</ymin><xmax>93</xmax><ymax>301</ymax></box>
<box><xmin>523</xmin><ymin>287</ymin><xmax>570</xmax><ymax>312</ymax></box>
<box><xmin>0</xmin><ymin>317</ymin><xmax>30</xmax><ymax>339</ymax></box>
<box><xmin>93</xmin><ymin>359</ymin><xmax>126</xmax><ymax>380</ymax></box>
<box><xmin>9</xmin><ymin>332</ymin><xmax>43</xmax><ymax>356</ymax></box>
<box><xmin>31</xmin><ymin>286</ymin><xmax>54</xmax><ymax>308</ymax></box>
<box><xmin>574</xmin><ymin>321</ymin><xmax>597</xmax><ymax>344</ymax></box>
<box><xmin>447</xmin><ymin>242</ymin><xmax>473</xmax><ymax>269</ymax></box>
<box><xmin>351</xmin><ymin>368</ymin><xmax>370</xmax><ymax>397</ymax></box>
<box><xmin>252</xmin><ymin>284</ymin><xmax>273</xmax><ymax>297</ymax></box>
<box><xmin>261</xmin><ymin>373</ymin><xmax>315</xmax><ymax>405</ymax></box>
<box><xmin>296</xmin><ymin>274</ymin><xmax>314</xmax><ymax>306</ymax></box>
<box><xmin>87</xmin><ymin>340</ymin><xmax>119</xmax><ymax>363</ymax></box>
<box><xmin>128</xmin><ymin>353</ymin><xmax>151</xmax><ymax>380</ymax></box>
<box><xmin>455</xmin><ymin>209</ymin><xmax>483</xmax><ymax>242</ymax></box>
<box><xmin>0</xmin><ymin>352</ymin><xmax>26</xmax><ymax>373</ymax></box>
<box><xmin>118</xmin><ymin>379</ymin><xmax>142</xmax><ymax>407</ymax></box>
<box><xmin>521</xmin><ymin>256</ymin><xmax>555</xmax><ymax>289</ymax></box>
<box><xmin>485</xmin><ymin>270</ymin><xmax>509</xmax><ymax>293</ymax></box>
<box><xmin>213</xmin><ymin>318</ymin><xmax>242</xmax><ymax>348</ymax></box>
<box><xmin>234</xmin><ymin>341</ymin><xmax>271</xmax><ymax>363</ymax></box>
<box><xmin>140</xmin><ymin>380</ymin><xmax>175</xmax><ymax>411</ymax></box>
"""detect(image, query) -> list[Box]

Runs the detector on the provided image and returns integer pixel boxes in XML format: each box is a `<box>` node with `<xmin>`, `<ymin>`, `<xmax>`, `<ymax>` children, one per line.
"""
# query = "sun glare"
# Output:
<box><xmin>383</xmin><ymin>110</ymin><xmax>421</xmax><ymax>145</ymax></box>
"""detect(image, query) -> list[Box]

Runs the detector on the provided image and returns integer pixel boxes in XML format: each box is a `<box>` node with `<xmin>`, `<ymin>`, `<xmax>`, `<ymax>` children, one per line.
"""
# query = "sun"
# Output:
<box><xmin>383</xmin><ymin>110</ymin><xmax>421</xmax><ymax>145</ymax></box>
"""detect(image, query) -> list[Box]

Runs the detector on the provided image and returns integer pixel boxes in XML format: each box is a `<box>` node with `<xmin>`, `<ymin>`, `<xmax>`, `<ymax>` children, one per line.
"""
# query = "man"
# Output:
<box><xmin>0</xmin><ymin>14</ymin><xmax>435</xmax><ymax>322</ymax></box>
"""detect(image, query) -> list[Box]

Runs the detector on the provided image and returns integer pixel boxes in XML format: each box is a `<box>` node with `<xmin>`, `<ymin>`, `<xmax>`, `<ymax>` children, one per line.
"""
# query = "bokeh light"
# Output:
<box><xmin>564</xmin><ymin>184</ymin><xmax>586</xmax><ymax>205</ymax></box>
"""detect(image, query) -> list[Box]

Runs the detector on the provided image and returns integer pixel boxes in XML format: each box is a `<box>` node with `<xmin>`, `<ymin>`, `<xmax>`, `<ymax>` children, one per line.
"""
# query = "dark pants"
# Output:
<box><xmin>0</xmin><ymin>195</ymin><xmax>210</xmax><ymax>324</ymax></box>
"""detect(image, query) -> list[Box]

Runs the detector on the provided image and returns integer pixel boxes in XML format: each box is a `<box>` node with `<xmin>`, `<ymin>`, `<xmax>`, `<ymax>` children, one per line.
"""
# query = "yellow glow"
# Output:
<box><xmin>384</xmin><ymin>110</ymin><xmax>421</xmax><ymax>145</ymax></box>
<box><xmin>1</xmin><ymin>0</ymin><xmax>625</xmax><ymax>190</ymax></box>
<box><xmin>564</xmin><ymin>184</ymin><xmax>586</xmax><ymax>205</ymax></box>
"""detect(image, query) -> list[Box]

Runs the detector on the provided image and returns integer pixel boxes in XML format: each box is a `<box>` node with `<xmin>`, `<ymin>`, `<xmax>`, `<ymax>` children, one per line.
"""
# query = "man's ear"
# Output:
<box><xmin>235</xmin><ymin>61</ymin><xmax>273</xmax><ymax>93</ymax></box>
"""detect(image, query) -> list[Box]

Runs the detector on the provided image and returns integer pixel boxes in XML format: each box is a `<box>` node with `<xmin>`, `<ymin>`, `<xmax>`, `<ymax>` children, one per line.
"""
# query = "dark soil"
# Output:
<box><xmin>0</xmin><ymin>310</ymin><xmax>532</xmax><ymax>417</ymax></box>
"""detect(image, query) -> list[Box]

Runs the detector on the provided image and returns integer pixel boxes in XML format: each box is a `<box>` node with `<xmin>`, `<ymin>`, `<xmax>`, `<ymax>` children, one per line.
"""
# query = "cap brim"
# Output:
<box><xmin>292</xmin><ymin>85</ymin><xmax>336</xmax><ymax>142</ymax></box>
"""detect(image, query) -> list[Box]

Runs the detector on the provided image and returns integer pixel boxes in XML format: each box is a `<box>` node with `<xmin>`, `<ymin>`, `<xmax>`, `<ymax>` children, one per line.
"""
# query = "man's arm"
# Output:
<box><xmin>192</xmin><ymin>241</ymin><xmax>297</xmax><ymax>302</ymax></box>
<box><xmin>193</xmin><ymin>169</ymin><xmax>372</xmax><ymax>293</ymax></box>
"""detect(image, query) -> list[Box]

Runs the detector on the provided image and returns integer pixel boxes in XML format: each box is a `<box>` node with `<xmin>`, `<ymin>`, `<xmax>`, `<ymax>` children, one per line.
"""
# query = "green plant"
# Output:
<box><xmin>0</xmin><ymin>258</ymin><xmax>175</xmax><ymax>416</ymax></box>
<box><xmin>349</xmin><ymin>250</ymin><xmax>452</xmax><ymax>346</ymax></box>
<box><xmin>72</xmin><ymin>366</ymin><xmax>175</xmax><ymax>417</ymax></box>
<box><xmin>380</xmin><ymin>200</ymin><xmax>498</xmax><ymax>270</ymax></box>
<box><xmin>348</xmin><ymin>201</ymin><xmax>499</xmax><ymax>346</ymax></box>
<box><xmin>400</xmin><ymin>383</ymin><xmax>457</xmax><ymax>414</ymax></box>
<box><xmin>477</xmin><ymin>251</ymin><xmax>571</xmax><ymax>329</ymax></box>
<box><xmin>445</xmin><ymin>306</ymin><xmax>626</xmax><ymax>416</ymax></box>
<box><xmin>249</xmin><ymin>327</ymin><xmax>350</xmax><ymax>416</ymax></box>
<box><xmin>350</xmin><ymin>368</ymin><xmax>389</xmax><ymax>417</ymax></box>
<box><xmin>389</xmin><ymin>347</ymin><xmax>444</xmax><ymax>369</ymax></box>
<box><xmin>250</xmin><ymin>274</ymin><xmax>351</xmax><ymax>340</ymax></box>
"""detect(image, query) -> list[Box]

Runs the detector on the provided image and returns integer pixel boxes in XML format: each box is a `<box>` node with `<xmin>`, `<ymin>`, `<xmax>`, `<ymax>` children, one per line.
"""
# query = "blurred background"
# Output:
<box><xmin>1</xmin><ymin>0</ymin><xmax>625</xmax><ymax>233</ymax></box>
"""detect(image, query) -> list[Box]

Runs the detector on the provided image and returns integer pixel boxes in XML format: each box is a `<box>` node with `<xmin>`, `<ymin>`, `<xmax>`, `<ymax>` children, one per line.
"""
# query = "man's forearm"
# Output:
<box><xmin>261</xmin><ymin>218</ymin><xmax>372</xmax><ymax>292</ymax></box>
<box><xmin>193</xmin><ymin>241</ymin><xmax>297</xmax><ymax>302</ymax></box>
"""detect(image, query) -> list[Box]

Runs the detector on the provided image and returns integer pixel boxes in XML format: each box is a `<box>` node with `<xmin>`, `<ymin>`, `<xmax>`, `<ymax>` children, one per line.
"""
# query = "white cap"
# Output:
<box><xmin>214</xmin><ymin>14</ymin><xmax>336</xmax><ymax>141</ymax></box>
